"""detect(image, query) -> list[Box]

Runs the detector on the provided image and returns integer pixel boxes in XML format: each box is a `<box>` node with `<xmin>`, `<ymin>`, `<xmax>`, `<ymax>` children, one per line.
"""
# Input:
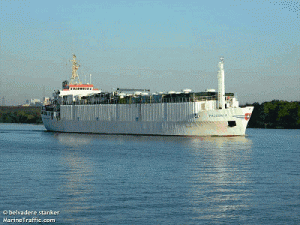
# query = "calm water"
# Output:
<box><xmin>0</xmin><ymin>124</ymin><xmax>299</xmax><ymax>224</ymax></box>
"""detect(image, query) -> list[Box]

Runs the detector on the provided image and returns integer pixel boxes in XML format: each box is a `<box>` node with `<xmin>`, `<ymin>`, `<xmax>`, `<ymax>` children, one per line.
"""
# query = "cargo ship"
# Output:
<box><xmin>42</xmin><ymin>55</ymin><xmax>253</xmax><ymax>136</ymax></box>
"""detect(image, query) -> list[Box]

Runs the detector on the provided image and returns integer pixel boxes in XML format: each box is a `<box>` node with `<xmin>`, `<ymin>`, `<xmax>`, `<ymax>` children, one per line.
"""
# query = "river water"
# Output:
<box><xmin>0</xmin><ymin>124</ymin><xmax>299</xmax><ymax>224</ymax></box>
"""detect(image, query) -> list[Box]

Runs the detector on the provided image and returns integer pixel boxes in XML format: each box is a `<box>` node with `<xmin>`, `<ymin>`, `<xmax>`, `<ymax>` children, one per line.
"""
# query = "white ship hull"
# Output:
<box><xmin>42</xmin><ymin>102</ymin><xmax>253</xmax><ymax>136</ymax></box>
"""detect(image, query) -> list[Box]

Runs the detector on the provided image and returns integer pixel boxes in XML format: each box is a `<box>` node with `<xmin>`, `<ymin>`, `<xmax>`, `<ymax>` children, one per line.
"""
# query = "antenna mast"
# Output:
<box><xmin>70</xmin><ymin>54</ymin><xmax>81</xmax><ymax>84</ymax></box>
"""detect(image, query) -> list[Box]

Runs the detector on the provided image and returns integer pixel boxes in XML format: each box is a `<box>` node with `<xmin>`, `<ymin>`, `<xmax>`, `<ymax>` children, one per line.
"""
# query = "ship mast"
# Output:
<box><xmin>217</xmin><ymin>57</ymin><xmax>225</xmax><ymax>109</ymax></box>
<box><xmin>70</xmin><ymin>54</ymin><xmax>81</xmax><ymax>84</ymax></box>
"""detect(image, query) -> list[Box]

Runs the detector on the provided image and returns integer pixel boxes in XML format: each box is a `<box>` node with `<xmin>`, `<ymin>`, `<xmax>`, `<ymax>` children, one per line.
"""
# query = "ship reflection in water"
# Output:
<box><xmin>53</xmin><ymin>133</ymin><xmax>96</xmax><ymax>224</ymax></box>
<box><xmin>54</xmin><ymin>132</ymin><xmax>93</xmax><ymax>147</ymax></box>
<box><xmin>53</xmin><ymin>132</ymin><xmax>252</xmax><ymax>148</ymax></box>
<box><xmin>52</xmin><ymin>132</ymin><xmax>253</xmax><ymax>223</ymax></box>
<box><xmin>187</xmin><ymin>136</ymin><xmax>253</xmax><ymax>221</ymax></box>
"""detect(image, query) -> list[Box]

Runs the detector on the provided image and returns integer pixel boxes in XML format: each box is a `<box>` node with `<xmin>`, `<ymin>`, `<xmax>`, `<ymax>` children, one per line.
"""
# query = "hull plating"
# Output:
<box><xmin>42</xmin><ymin>104</ymin><xmax>253</xmax><ymax>136</ymax></box>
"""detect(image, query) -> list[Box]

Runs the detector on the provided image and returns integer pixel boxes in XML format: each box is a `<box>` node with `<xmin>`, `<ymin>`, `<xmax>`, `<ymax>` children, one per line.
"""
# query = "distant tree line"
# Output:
<box><xmin>0</xmin><ymin>106</ymin><xmax>42</xmax><ymax>124</ymax></box>
<box><xmin>244</xmin><ymin>100</ymin><xmax>300</xmax><ymax>129</ymax></box>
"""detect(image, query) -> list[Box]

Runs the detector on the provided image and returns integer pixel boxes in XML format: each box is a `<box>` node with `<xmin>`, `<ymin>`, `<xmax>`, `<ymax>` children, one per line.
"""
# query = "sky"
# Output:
<box><xmin>0</xmin><ymin>0</ymin><xmax>299</xmax><ymax>105</ymax></box>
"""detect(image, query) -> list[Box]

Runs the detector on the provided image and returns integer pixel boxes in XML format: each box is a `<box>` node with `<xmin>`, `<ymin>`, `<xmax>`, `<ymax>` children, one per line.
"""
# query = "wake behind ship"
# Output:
<box><xmin>42</xmin><ymin>55</ymin><xmax>253</xmax><ymax>136</ymax></box>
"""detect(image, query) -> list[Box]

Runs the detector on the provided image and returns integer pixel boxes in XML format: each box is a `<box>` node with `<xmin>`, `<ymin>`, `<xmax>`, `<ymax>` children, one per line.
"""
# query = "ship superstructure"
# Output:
<box><xmin>42</xmin><ymin>55</ymin><xmax>253</xmax><ymax>136</ymax></box>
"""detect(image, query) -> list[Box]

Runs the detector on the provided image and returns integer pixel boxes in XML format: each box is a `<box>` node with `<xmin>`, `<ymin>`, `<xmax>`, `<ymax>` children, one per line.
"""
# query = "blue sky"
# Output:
<box><xmin>0</xmin><ymin>0</ymin><xmax>299</xmax><ymax>105</ymax></box>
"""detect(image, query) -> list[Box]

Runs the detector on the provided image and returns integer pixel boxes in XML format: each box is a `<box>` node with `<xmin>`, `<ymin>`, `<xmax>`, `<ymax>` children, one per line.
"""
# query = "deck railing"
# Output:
<box><xmin>60</xmin><ymin>95</ymin><xmax>218</xmax><ymax>105</ymax></box>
